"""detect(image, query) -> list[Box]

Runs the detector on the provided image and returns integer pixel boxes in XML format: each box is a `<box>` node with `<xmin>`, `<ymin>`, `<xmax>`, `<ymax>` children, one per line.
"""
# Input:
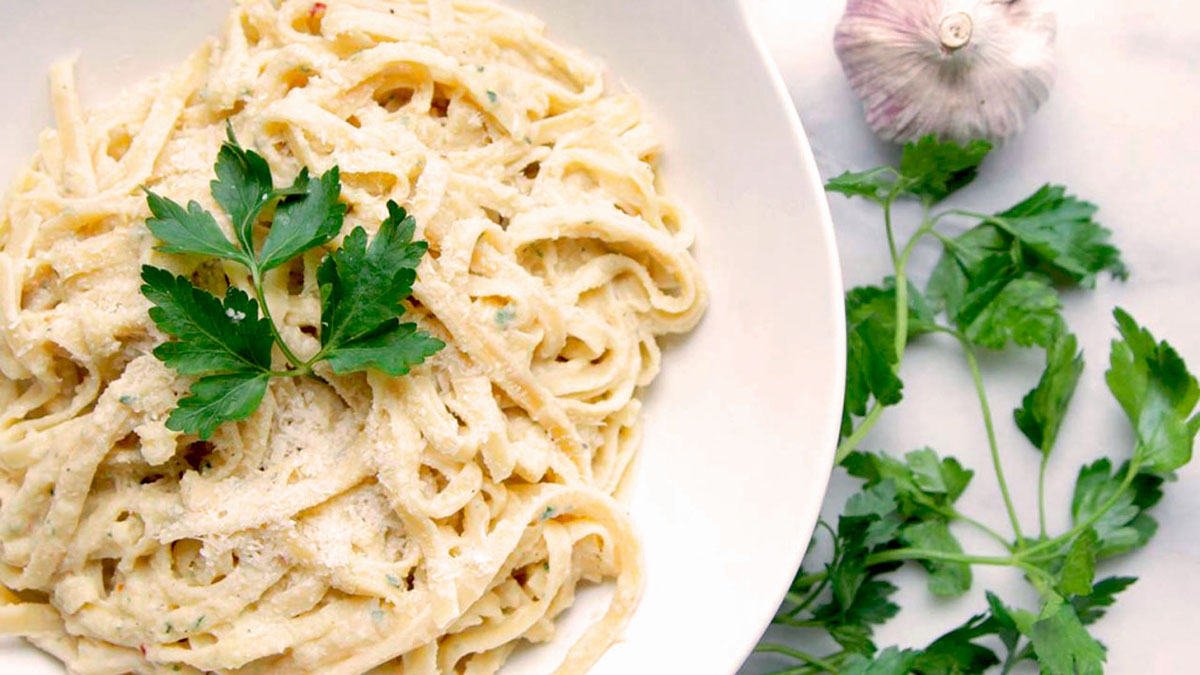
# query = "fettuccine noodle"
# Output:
<box><xmin>0</xmin><ymin>0</ymin><xmax>705</xmax><ymax>672</ymax></box>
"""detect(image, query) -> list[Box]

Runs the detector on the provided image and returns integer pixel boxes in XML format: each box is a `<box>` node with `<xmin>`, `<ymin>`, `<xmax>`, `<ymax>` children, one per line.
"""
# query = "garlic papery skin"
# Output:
<box><xmin>834</xmin><ymin>0</ymin><xmax>1057</xmax><ymax>145</ymax></box>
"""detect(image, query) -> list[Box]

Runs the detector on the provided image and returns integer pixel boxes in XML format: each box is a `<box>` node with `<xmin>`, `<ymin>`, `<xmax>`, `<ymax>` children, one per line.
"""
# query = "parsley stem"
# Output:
<box><xmin>948</xmin><ymin>508</ymin><xmax>1015</xmax><ymax>552</ymax></box>
<box><xmin>753</xmin><ymin>644</ymin><xmax>839</xmax><ymax>672</ymax></box>
<box><xmin>780</xmin><ymin>570</ymin><xmax>828</xmax><ymax>595</ymax></box>
<box><xmin>778</xmin><ymin>601</ymin><xmax>824</xmax><ymax>623</ymax></box>
<box><xmin>771</xmin><ymin>617</ymin><xmax>825</xmax><ymax>628</ymax></box>
<box><xmin>301</xmin><ymin>345</ymin><xmax>332</xmax><ymax>370</ymax></box>
<box><xmin>890</xmin><ymin>220</ymin><xmax>929</xmax><ymax>360</ymax></box>
<box><xmin>1019</xmin><ymin>457</ymin><xmax>1142</xmax><ymax>559</ymax></box>
<box><xmin>783</xmin><ymin>523</ymin><xmax>837</xmax><ymax>618</ymax></box>
<box><xmin>789</xmin><ymin>572</ymin><xmax>827</xmax><ymax>589</ymax></box>
<box><xmin>999</xmin><ymin>642</ymin><xmax>1031</xmax><ymax>675</ymax></box>
<box><xmin>866</xmin><ymin>547</ymin><xmax>1010</xmax><ymax>568</ymax></box>
<box><xmin>928</xmin><ymin>228</ymin><xmax>958</xmax><ymax>249</ymax></box>
<box><xmin>835</xmin><ymin>402</ymin><xmax>882</xmax><ymax>464</ymax></box>
<box><xmin>927</xmin><ymin>209</ymin><xmax>959</xmax><ymax>229</ymax></box>
<box><xmin>766</xmin><ymin>667</ymin><xmax>819</xmax><ymax>675</ymax></box>
<box><xmin>893</xmin><ymin>222</ymin><xmax>933</xmax><ymax>353</ymax></box>
<box><xmin>250</xmin><ymin>268</ymin><xmax>305</xmax><ymax>368</ymax></box>
<box><xmin>960</xmin><ymin>339</ymin><xmax>1026</xmax><ymax>546</ymax></box>
<box><xmin>1037</xmin><ymin>452</ymin><xmax>1050</xmax><ymax>539</ymax></box>
<box><xmin>835</xmin><ymin>222</ymin><xmax>934</xmax><ymax>465</ymax></box>
<box><xmin>944</xmin><ymin>208</ymin><xmax>1002</xmax><ymax>226</ymax></box>
<box><xmin>884</xmin><ymin>196</ymin><xmax>900</xmax><ymax>264</ymax></box>
<box><xmin>866</xmin><ymin>547</ymin><xmax>1055</xmax><ymax>585</ymax></box>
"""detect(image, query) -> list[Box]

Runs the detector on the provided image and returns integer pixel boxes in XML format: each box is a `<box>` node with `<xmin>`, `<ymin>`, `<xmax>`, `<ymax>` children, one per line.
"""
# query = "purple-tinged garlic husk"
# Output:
<box><xmin>834</xmin><ymin>0</ymin><xmax>1057</xmax><ymax>144</ymax></box>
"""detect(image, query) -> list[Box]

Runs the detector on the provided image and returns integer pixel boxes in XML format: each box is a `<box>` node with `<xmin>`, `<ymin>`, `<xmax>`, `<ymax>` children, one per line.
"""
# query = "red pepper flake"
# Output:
<box><xmin>138</xmin><ymin>644</ymin><xmax>147</xmax><ymax>657</ymax></box>
<box><xmin>310</xmin><ymin>2</ymin><xmax>327</xmax><ymax>17</ymax></box>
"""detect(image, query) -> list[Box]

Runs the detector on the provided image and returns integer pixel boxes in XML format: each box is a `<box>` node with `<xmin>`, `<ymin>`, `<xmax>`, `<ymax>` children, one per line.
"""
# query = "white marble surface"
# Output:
<box><xmin>740</xmin><ymin>0</ymin><xmax>1200</xmax><ymax>672</ymax></box>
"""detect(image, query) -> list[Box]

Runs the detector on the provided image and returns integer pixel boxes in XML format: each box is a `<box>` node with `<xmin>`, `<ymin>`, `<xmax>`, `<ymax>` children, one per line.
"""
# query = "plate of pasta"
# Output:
<box><xmin>0</xmin><ymin>1</ymin><xmax>843</xmax><ymax>674</ymax></box>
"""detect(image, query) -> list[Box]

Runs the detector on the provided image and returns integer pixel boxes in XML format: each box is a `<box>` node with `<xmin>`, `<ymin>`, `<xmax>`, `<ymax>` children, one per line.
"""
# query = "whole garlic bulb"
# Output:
<box><xmin>834</xmin><ymin>0</ymin><xmax>1057</xmax><ymax>144</ymax></box>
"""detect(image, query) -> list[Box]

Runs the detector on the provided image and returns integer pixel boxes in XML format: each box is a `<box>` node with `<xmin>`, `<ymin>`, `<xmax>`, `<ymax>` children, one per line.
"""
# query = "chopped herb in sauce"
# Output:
<box><xmin>495</xmin><ymin>304</ymin><xmax>517</xmax><ymax>327</ymax></box>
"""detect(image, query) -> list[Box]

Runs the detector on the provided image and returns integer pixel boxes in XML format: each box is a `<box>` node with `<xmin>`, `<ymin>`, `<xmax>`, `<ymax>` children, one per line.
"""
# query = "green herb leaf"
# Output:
<box><xmin>927</xmin><ymin>184</ymin><xmax>1125</xmax><ymax>325</ymax></box>
<box><xmin>925</xmin><ymin>224</ymin><xmax>1008</xmax><ymax>317</ymax></box>
<box><xmin>1026</xmin><ymin>593</ymin><xmax>1106</xmax><ymax>675</ymax></box>
<box><xmin>141</xmin><ymin>266</ymin><xmax>274</xmax><ymax>375</ymax></box>
<box><xmin>843</xmin><ymin>287</ymin><xmax>904</xmax><ymax>436</ymax></box>
<box><xmin>814</xmin><ymin>576</ymin><xmax>900</xmax><ymax>655</ymax></box>
<box><xmin>144</xmin><ymin>191</ymin><xmax>248</xmax><ymax>264</ymax></box>
<box><xmin>896</xmin><ymin>136</ymin><xmax>992</xmax><ymax>203</ymax></box>
<box><xmin>1071</xmin><ymin>576</ymin><xmax>1137</xmax><ymax>625</ymax></box>
<box><xmin>1056</xmin><ymin>528</ymin><xmax>1099</xmax><ymax>596</ymax></box>
<box><xmin>905</xmin><ymin>447</ymin><xmax>954</xmax><ymax>495</ymax></box>
<box><xmin>257</xmin><ymin>167</ymin><xmax>346</xmax><ymax>271</ymax></box>
<box><xmin>962</xmin><ymin>277</ymin><xmax>1062</xmax><ymax>350</ymax></box>
<box><xmin>167</xmin><ymin>372</ymin><xmax>270</xmax><ymax>440</ymax></box>
<box><xmin>1107</xmin><ymin>308</ymin><xmax>1200</xmax><ymax>473</ymax></box>
<box><xmin>842</xmin><ymin>646</ymin><xmax>919</xmax><ymax>675</ymax></box>
<box><xmin>839</xmin><ymin>576</ymin><xmax>903</xmax><ymax>632</ymax></box>
<box><xmin>984</xmin><ymin>592</ymin><xmax>1029</xmax><ymax>665</ymax></box>
<box><xmin>954</xmin><ymin>255</ymin><xmax>1062</xmax><ymax>349</ymax></box>
<box><xmin>844</xmin><ymin>480</ymin><xmax>903</xmax><ymax>548</ymax></box>
<box><xmin>315</xmin><ymin>201</ymin><xmax>440</xmax><ymax>376</ymax></box>
<box><xmin>1015</xmin><ymin>328</ymin><xmax>1084</xmax><ymax>455</ymax></box>
<box><xmin>1071</xmin><ymin>459</ymin><xmax>1161</xmax><ymax>558</ymax></box>
<box><xmin>827</xmin><ymin>167</ymin><xmax>898</xmax><ymax>203</ymax></box>
<box><xmin>322</xmin><ymin>319</ymin><xmax>444</xmax><ymax>376</ymax></box>
<box><xmin>145</xmin><ymin>137</ymin><xmax>442</xmax><ymax>440</ymax></box>
<box><xmin>825</xmin><ymin>136</ymin><xmax>991</xmax><ymax>206</ymax></box>
<box><xmin>988</xmin><ymin>185</ymin><xmax>1127</xmax><ymax>286</ymax></box>
<box><xmin>843</xmin><ymin>449</ymin><xmax>973</xmax><ymax>597</ymax></box>
<box><xmin>211</xmin><ymin>126</ymin><xmax>274</xmax><ymax>252</ymax></box>
<box><xmin>842</xmin><ymin>282</ymin><xmax>933</xmax><ymax>436</ymax></box>
<box><xmin>844</xmin><ymin>480</ymin><xmax>900</xmax><ymax>521</ymax></box>
<box><xmin>901</xmin><ymin>520</ymin><xmax>972</xmax><ymax>597</ymax></box>
<box><xmin>912</xmin><ymin>612</ymin><xmax>1001</xmax><ymax>675</ymax></box>
<box><xmin>844</xmin><ymin>448</ymin><xmax>973</xmax><ymax>520</ymax></box>
<box><xmin>318</xmin><ymin>202</ymin><xmax>428</xmax><ymax>348</ymax></box>
<box><xmin>806</xmin><ymin>486</ymin><xmax>906</xmax><ymax>656</ymax></box>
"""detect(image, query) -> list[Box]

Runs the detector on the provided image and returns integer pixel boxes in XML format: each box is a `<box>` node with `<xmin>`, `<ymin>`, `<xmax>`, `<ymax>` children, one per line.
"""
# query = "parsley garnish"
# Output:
<box><xmin>141</xmin><ymin>126</ymin><xmax>444</xmax><ymax>439</ymax></box>
<box><xmin>757</xmin><ymin>137</ymin><xmax>1197</xmax><ymax>673</ymax></box>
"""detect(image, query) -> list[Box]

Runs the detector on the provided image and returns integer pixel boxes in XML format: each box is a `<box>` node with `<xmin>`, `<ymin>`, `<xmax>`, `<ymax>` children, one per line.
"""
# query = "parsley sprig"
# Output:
<box><xmin>757</xmin><ymin>137</ymin><xmax>1197</xmax><ymax>674</ymax></box>
<box><xmin>141</xmin><ymin>128</ymin><xmax>443</xmax><ymax>439</ymax></box>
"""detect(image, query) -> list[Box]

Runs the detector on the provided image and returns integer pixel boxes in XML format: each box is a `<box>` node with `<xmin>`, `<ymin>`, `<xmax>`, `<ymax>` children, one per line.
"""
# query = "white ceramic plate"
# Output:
<box><xmin>0</xmin><ymin>1</ymin><xmax>844</xmax><ymax>673</ymax></box>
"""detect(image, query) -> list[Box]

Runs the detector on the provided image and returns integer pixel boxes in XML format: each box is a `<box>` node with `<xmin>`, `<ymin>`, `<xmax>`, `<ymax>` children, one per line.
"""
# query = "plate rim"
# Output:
<box><xmin>723</xmin><ymin>1</ymin><xmax>845</xmax><ymax>671</ymax></box>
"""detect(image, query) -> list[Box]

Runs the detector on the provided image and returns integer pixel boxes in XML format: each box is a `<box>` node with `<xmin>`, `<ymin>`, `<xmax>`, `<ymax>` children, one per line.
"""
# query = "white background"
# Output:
<box><xmin>741</xmin><ymin>0</ymin><xmax>1200</xmax><ymax>672</ymax></box>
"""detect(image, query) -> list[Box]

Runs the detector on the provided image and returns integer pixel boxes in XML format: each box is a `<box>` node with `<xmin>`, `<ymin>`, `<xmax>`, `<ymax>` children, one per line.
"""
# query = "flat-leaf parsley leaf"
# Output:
<box><xmin>141</xmin><ymin>129</ymin><xmax>443</xmax><ymax>439</ymax></box>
